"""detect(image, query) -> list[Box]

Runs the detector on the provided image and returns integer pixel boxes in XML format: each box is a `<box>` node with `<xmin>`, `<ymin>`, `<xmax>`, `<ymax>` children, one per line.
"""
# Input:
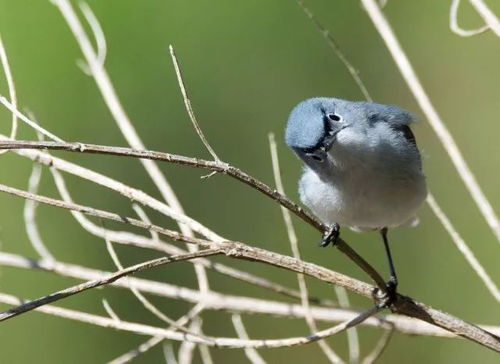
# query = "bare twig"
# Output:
<box><xmin>0</xmin><ymin>35</ymin><xmax>17</xmax><ymax>142</ymax></box>
<box><xmin>109</xmin><ymin>303</ymin><xmax>205</xmax><ymax>364</ymax></box>
<box><xmin>163</xmin><ymin>342</ymin><xmax>178</xmax><ymax>364</ymax></box>
<box><xmin>361</xmin><ymin>326</ymin><xmax>394</xmax><ymax>364</ymax></box>
<box><xmin>198</xmin><ymin>342</ymin><xmax>213</xmax><ymax>364</ymax></box>
<box><xmin>335</xmin><ymin>286</ymin><xmax>360</xmax><ymax>364</ymax></box>
<box><xmin>0</xmin><ymin>97</ymin><xmax>64</xmax><ymax>142</ymax></box>
<box><xmin>427</xmin><ymin>193</ymin><xmax>500</xmax><ymax>302</ymax></box>
<box><xmin>269</xmin><ymin>133</ymin><xmax>342</xmax><ymax>363</ymax></box>
<box><xmin>231</xmin><ymin>314</ymin><xmax>267</xmax><ymax>364</ymax></box>
<box><xmin>178</xmin><ymin>319</ymin><xmax>202</xmax><ymax>364</ymax></box>
<box><xmin>104</xmin><ymin>235</ymin><xmax>209</xmax><ymax>341</ymax></box>
<box><xmin>24</xmin><ymin>164</ymin><xmax>55</xmax><ymax>261</ymax></box>
<box><xmin>169</xmin><ymin>45</ymin><xmax>220</xmax><ymax>162</ymax></box>
<box><xmin>450</xmin><ymin>0</ymin><xmax>489</xmax><ymax>37</ymax></box>
<box><xmin>79</xmin><ymin>2</ymin><xmax>107</xmax><ymax>66</ymax></box>
<box><xmin>361</xmin><ymin>0</ymin><xmax>500</xmax><ymax>244</ymax></box>
<box><xmin>50</xmin><ymin>0</ymin><xmax>176</xmax><ymax>206</ymax></box>
<box><xmin>0</xmin><ymin>248</ymin><xmax>222</xmax><ymax>322</ymax></box>
<box><xmin>469</xmin><ymin>0</ymin><xmax>500</xmax><ymax>37</ymax></box>
<box><xmin>102</xmin><ymin>299</ymin><xmax>120</xmax><ymax>322</ymax></box>
<box><xmin>0</xmin><ymin>182</ymin><xmax>216</xmax><ymax>248</ymax></box>
<box><xmin>110</xmin><ymin>337</ymin><xmax>164</xmax><ymax>364</ymax></box>
<box><xmin>296</xmin><ymin>0</ymin><xmax>373</xmax><ymax>102</ymax></box>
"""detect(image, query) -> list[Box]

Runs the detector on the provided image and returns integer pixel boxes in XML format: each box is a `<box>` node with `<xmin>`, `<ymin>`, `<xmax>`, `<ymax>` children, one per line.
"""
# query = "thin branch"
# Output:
<box><xmin>269</xmin><ymin>133</ymin><xmax>342</xmax><ymax>364</ymax></box>
<box><xmin>169</xmin><ymin>45</ymin><xmax>220</xmax><ymax>161</ymax></box>
<box><xmin>361</xmin><ymin>327</ymin><xmax>394</xmax><ymax>364</ymax></box>
<box><xmin>232</xmin><ymin>314</ymin><xmax>267</xmax><ymax>364</ymax></box>
<box><xmin>360</xmin><ymin>0</ymin><xmax>500</xmax><ymax>244</ymax></box>
<box><xmin>24</xmin><ymin>164</ymin><xmax>55</xmax><ymax>261</ymax></box>
<box><xmin>79</xmin><ymin>2</ymin><xmax>107</xmax><ymax>66</ymax></box>
<box><xmin>197</xmin><ymin>342</ymin><xmax>213</xmax><ymax>364</ymax></box>
<box><xmin>178</xmin><ymin>319</ymin><xmax>201</xmax><ymax>364</ymax></box>
<box><xmin>163</xmin><ymin>342</ymin><xmax>178</xmax><ymax>364</ymax></box>
<box><xmin>132</xmin><ymin>204</ymin><xmax>160</xmax><ymax>243</ymax></box>
<box><xmin>335</xmin><ymin>286</ymin><xmax>360</xmax><ymax>364</ymax></box>
<box><xmin>50</xmin><ymin>0</ymin><xmax>179</xmax><ymax>208</ymax></box>
<box><xmin>109</xmin><ymin>303</ymin><xmax>205</xmax><ymax>364</ymax></box>
<box><xmin>105</xmin><ymin>235</ymin><xmax>207</xmax><ymax>337</ymax></box>
<box><xmin>0</xmin><ymin>248</ymin><xmax>222</xmax><ymax>322</ymax></box>
<box><xmin>110</xmin><ymin>337</ymin><xmax>164</xmax><ymax>364</ymax></box>
<box><xmin>450</xmin><ymin>0</ymin><xmax>489</xmax><ymax>37</ymax></box>
<box><xmin>0</xmin><ymin>97</ymin><xmax>64</xmax><ymax>142</ymax></box>
<box><xmin>0</xmin><ymin>35</ymin><xmax>17</xmax><ymax>142</ymax></box>
<box><xmin>469</xmin><ymin>0</ymin><xmax>500</xmax><ymax>37</ymax></box>
<box><xmin>102</xmin><ymin>298</ymin><xmax>121</xmax><ymax>322</ymax></box>
<box><xmin>296</xmin><ymin>0</ymin><xmax>373</xmax><ymax>102</ymax></box>
<box><xmin>0</xmin><ymin>182</ymin><xmax>215</xmax><ymax>248</ymax></box>
<box><xmin>427</xmin><ymin>193</ymin><xmax>500</xmax><ymax>302</ymax></box>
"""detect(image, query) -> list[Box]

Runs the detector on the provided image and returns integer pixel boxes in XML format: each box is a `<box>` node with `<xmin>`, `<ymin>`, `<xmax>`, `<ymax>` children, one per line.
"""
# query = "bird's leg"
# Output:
<box><xmin>380</xmin><ymin>227</ymin><xmax>398</xmax><ymax>306</ymax></box>
<box><xmin>319</xmin><ymin>223</ymin><xmax>340</xmax><ymax>247</ymax></box>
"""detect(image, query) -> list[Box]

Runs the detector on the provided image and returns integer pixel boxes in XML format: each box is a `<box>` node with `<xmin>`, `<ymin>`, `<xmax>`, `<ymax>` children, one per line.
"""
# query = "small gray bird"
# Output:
<box><xmin>285</xmin><ymin>97</ymin><xmax>427</xmax><ymax>300</ymax></box>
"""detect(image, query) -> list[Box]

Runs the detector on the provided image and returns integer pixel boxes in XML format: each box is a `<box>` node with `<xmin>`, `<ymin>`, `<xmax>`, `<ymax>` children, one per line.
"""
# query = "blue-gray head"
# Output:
<box><xmin>285</xmin><ymin>97</ymin><xmax>417</xmax><ymax>174</ymax></box>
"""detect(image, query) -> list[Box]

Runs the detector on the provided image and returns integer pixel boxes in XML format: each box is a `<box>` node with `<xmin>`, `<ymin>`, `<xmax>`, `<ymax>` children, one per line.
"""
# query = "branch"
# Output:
<box><xmin>0</xmin><ymin>248</ymin><xmax>222</xmax><ymax>322</ymax></box>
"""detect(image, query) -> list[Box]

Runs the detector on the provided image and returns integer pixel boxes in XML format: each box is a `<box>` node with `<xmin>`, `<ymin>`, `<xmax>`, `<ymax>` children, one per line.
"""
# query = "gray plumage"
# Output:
<box><xmin>285</xmin><ymin>97</ymin><xmax>427</xmax><ymax>232</ymax></box>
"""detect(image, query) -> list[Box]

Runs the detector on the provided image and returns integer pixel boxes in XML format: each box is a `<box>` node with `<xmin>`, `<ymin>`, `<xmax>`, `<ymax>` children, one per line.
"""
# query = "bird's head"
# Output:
<box><xmin>285</xmin><ymin>98</ymin><xmax>351</xmax><ymax>173</ymax></box>
<box><xmin>285</xmin><ymin>97</ymin><xmax>417</xmax><ymax>175</ymax></box>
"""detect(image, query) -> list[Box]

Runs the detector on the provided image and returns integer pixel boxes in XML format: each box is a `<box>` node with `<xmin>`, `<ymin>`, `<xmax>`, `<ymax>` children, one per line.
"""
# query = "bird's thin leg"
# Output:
<box><xmin>319</xmin><ymin>223</ymin><xmax>340</xmax><ymax>247</ymax></box>
<box><xmin>380</xmin><ymin>227</ymin><xmax>398</xmax><ymax>304</ymax></box>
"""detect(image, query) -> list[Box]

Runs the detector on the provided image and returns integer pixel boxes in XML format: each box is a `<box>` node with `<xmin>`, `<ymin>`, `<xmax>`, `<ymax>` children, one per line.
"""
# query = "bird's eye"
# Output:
<box><xmin>328</xmin><ymin>113</ymin><xmax>342</xmax><ymax>122</ymax></box>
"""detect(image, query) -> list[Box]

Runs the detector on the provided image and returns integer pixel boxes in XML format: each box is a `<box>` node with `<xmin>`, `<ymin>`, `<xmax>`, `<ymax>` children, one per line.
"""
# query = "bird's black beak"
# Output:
<box><xmin>292</xmin><ymin>123</ymin><xmax>346</xmax><ymax>172</ymax></box>
<box><xmin>304</xmin><ymin>147</ymin><xmax>327</xmax><ymax>163</ymax></box>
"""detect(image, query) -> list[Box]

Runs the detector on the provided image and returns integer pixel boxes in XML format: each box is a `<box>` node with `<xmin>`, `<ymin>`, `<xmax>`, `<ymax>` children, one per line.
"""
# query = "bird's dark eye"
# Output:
<box><xmin>328</xmin><ymin>113</ymin><xmax>342</xmax><ymax>122</ymax></box>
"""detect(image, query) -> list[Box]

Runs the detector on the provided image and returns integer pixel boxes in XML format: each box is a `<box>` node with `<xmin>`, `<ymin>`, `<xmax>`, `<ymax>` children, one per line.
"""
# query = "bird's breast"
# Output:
<box><xmin>299</xmin><ymin>162</ymin><xmax>427</xmax><ymax>230</ymax></box>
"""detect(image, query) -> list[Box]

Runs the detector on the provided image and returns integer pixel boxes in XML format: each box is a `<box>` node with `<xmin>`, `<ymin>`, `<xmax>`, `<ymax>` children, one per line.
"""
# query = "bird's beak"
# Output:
<box><xmin>304</xmin><ymin>147</ymin><xmax>327</xmax><ymax>163</ymax></box>
<box><xmin>322</xmin><ymin>124</ymin><xmax>346</xmax><ymax>150</ymax></box>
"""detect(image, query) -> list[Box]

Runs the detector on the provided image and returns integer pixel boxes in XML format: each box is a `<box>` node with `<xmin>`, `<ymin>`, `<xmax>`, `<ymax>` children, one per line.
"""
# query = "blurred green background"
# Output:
<box><xmin>0</xmin><ymin>0</ymin><xmax>499</xmax><ymax>363</ymax></box>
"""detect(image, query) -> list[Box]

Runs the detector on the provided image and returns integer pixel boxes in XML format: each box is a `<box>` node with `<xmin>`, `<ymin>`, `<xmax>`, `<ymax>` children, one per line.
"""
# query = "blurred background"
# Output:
<box><xmin>0</xmin><ymin>0</ymin><xmax>499</xmax><ymax>363</ymax></box>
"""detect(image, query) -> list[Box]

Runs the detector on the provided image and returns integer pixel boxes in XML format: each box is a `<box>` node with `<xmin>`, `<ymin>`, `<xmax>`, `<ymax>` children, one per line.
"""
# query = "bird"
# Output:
<box><xmin>285</xmin><ymin>97</ymin><xmax>427</xmax><ymax>302</ymax></box>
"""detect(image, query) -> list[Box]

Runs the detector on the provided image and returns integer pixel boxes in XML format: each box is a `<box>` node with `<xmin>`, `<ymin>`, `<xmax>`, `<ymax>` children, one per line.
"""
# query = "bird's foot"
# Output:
<box><xmin>377</xmin><ymin>277</ymin><xmax>398</xmax><ymax>308</ymax></box>
<box><xmin>318</xmin><ymin>223</ymin><xmax>340</xmax><ymax>247</ymax></box>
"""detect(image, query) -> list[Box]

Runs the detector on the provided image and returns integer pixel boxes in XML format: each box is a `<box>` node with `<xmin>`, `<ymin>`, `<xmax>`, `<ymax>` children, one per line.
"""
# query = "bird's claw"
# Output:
<box><xmin>377</xmin><ymin>277</ymin><xmax>398</xmax><ymax>308</ymax></box>
<box><xmin>318</xmin><ymin>223</ymin><xmax>340</xmax><ymax>247</ymax></box>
